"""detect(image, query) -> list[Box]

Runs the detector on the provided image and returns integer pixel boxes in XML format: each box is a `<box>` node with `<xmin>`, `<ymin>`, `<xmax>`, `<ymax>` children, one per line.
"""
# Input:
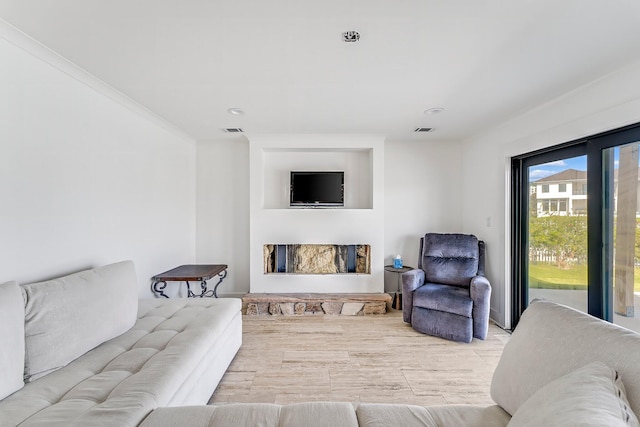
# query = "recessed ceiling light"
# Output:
<box><xmin>227</xmin><ymin>107</ymin><xmax>245</xmax><ymax>115</ymax></box>
<box><xmin>424</xmin><ymin>107</ymin><xmax>444</xmax><ymax>115</ymax></box>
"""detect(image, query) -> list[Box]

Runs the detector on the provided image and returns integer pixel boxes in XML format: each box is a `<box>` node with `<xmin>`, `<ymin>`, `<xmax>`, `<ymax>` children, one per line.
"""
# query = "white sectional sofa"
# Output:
<box><xmin>3</xmin><ymin>260</ymin><xmax>640</xmax><ymax>426</ymax></box>
<box><xmin>0</xmin><ymin>261</ymin><xmax>242</xmax><ymax>427</ymax></box>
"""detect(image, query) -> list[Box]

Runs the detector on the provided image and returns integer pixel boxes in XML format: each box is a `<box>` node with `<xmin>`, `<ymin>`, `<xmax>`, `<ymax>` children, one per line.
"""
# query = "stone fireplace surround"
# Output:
<box><xmin>263</xmin><ymin>244</ymin><xmax>371</xmax><ymax>274</ymax></box>
<box><xmin>243</xmin><ymin>293</ymin><xmax>391</xmax><ymax>316</ymax></box>
<box><xmin>248</xmin><ymin>243</ymin><xmax>389</xmax><ymax>315</ymax></box>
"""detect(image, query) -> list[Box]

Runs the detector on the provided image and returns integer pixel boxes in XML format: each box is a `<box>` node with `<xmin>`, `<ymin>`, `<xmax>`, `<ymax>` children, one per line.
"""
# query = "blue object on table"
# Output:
<box><xmin>393</xmin><ymin>256</ymin><xmax>403</xmax><ymax>269</ymax></box>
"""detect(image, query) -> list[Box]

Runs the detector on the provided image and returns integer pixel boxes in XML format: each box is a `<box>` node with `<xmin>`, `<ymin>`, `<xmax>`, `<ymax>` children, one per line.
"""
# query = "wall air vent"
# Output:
<box><xmin>222</xmin><ymin>128</ymin><xmax>244</xmax><ymax>133</ymax></box>
<box><xmin>414</xmin><ymin>127</ymin><xmax>433</xmax><ymax>133</ymax></box>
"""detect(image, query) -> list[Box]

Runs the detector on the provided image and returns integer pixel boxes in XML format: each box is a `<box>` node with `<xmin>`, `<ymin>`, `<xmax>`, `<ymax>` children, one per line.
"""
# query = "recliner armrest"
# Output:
<box><xmin>470</xmin><ymin>275</ymin><xmax>490</xmax><ymax>300</ymax></box>
<box><xmin>470</xmin><ymin>275</ymin><xmax>491</xmax><ymax>340</ymax></box>
<box><xmin>401</xmin><ymin>269</ymin><xmax>425</xmax><ymax>323</ymax></box>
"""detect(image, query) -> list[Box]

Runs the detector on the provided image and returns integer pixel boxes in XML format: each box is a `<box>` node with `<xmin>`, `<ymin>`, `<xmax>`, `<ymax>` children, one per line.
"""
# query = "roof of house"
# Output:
<box><xmin>535</xmin><ymin>169</ymin><xmax>587</xmax><ymax>183</ymax></box>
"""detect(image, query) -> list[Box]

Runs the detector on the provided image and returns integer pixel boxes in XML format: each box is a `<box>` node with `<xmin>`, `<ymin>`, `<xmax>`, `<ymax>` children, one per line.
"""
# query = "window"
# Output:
<box><xmin>559</xmin><ymin>200</ymin><xmax>567</xmax><ymax>212</ymax></box>
<box><xmin>541</xmin><ymin>200</ymin><xmax>550</xmax><ymax>212</ymax></box>
<box><xmin>559</xmin><ymin>183</ymin><xmax>567</xmax><ymax>192</ymax></box>
<box><xmin>541</xmin><ymin>184</ymin><xmax>549</xmax><ymax>193</ymax></box>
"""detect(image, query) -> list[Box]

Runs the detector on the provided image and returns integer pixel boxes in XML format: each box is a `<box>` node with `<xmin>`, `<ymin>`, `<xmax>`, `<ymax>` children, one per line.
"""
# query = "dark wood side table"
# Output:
<box><xmin>384</xmin><ymin>265</ymin><xmax>414</xmax><ymax>310</ymax></box>
<box><xmin>151</xmin><ymin>264</ymin><xmax>228</xmax><ymax>298</ymax></box>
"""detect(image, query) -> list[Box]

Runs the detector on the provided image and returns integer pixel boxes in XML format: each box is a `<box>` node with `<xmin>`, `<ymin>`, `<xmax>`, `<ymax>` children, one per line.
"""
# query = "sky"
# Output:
<box><xmin>529</xmin><ymin>156</ymin><xmax>588</xmax><ymax>181</ymax></box>
<box><xmin>527</xmin><ymin>146</ymin><xmax>636</xmax><ymax>181</ymax></box>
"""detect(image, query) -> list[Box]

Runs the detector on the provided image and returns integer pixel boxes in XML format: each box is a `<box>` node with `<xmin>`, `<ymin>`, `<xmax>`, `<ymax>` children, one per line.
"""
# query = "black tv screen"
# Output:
<box><xmin>290</xmin><ymin>171</ymin><xmax>344</xmax><ymax>207</ymax></box>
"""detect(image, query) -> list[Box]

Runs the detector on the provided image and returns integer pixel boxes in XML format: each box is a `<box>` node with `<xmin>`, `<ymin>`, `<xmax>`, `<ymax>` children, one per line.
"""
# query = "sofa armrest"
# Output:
<box><xmin>470</xmin><ymin>275</ymin><xmax>491</xmax><ymax>340</ymax></box>
<box><xmin>402</xmin><ymin>269</ymin><xmax>425</xmax><ymax>323</ymax></box>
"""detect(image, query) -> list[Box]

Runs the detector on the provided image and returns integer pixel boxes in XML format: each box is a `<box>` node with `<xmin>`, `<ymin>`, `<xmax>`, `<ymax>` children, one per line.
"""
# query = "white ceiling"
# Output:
<box><xmin>2</xmin><ymin>0</ymin><xmax>640</xmax><ymax>142</ymax></box>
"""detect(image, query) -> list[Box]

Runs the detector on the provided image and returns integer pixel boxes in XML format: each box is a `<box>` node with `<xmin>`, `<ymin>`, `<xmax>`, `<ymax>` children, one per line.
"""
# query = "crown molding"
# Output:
<box><xmin>0</xmin><ymin>18</ymin><xmax>195</xmax><ymax>144</ymax></box>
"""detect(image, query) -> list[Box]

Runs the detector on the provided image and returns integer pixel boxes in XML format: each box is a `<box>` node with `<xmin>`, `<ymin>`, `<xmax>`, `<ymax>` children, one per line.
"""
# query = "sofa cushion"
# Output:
<box><xmin>426</xmin><ymin>405</ymin><xmax>510</xmax><ymax>427</ymax></box>
<box><xmin>280</xmin><ymin>402</ymin><xmax>359</xmax><ymax>427</ymax></box>
<box><xmin>0</xmin><ymin>281</ymin><xmax>25</xmax><ymax>400</ymax></box>
<box><xmin>356</xmin><ymin>404</ymin><xmax>438</xmax><ymax>427</ymax></box>
<box><xmin>507</xmin><ymin>362</ymin><xmax>639</xmax><ymax>427</ymax></box>
<box><xmin>412</xmin><ymin>283</ymin><xmax>472</xmax><ymax>317</ymax></box>
<box><xmin>141</xmin><ymin>403</ymin><xmax>358</xmax><ymax>427</ymax></box>
<box><xmin>21</xmin><ymin>260</ymin><xmax>138</xmax><ymax>382</ymax></box>
<box><xmin>140</xmin><ymin>404</ymin><xmax>281</xmax><ymax>427</ymax></box>
<box><xmin>491</xmin><ymin>300</ymin><xmax>640</xmax><ymax>417</ymax></box>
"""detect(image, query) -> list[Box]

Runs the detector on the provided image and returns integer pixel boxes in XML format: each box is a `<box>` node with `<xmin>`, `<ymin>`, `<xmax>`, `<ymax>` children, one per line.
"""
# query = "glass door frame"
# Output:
<box><xmin>587</xmin><ymin>125</ymin><xmax>640</xmax><ymax>322</ymax></box>
<box><xmin>511</xmin><ymin>122</ymin><xmax>640</xmax><ymax>328</ymax></box>
<box><xmin>511</xmin><ymin>142</ymin><xmax>587</xmax><ymax>328</ymax></box>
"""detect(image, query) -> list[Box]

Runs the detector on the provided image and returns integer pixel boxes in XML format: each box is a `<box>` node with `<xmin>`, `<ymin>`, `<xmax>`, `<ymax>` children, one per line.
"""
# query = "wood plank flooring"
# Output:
<box><xmin>209</xmin><ymin>310</ymin><xmax>510</xmax><ymax>406</ymax></box>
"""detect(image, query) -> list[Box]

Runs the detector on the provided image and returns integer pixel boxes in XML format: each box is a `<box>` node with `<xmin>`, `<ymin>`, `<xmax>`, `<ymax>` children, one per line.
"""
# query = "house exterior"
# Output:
<box><xmin>532</xmin><ymin>169</ymin><xmax>587</xmax><ymax>216</ymax></box>
<box><xmin>532</xmin><ymin>167</ymin><xmax>640</xmax><ymax>217</ymax></box>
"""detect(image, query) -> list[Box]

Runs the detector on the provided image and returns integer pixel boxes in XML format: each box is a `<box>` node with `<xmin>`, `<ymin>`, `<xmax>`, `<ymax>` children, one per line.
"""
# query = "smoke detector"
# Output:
<box><xmin>342</xmin><ymin>31</ymin><xmax>360</xmax><ymax>42</ymax></box>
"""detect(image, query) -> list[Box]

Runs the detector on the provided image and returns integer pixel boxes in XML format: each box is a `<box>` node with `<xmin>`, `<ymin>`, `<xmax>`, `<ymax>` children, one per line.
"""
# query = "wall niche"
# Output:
<box><xmin>262</xmin><ymin>148</ymin><xmax>373</xmax><ymax>209</ymax></box>
<box><xmin>249</xmin><ymin>134</ymin><xmax>384</xmax><ymax>294</ymax></box>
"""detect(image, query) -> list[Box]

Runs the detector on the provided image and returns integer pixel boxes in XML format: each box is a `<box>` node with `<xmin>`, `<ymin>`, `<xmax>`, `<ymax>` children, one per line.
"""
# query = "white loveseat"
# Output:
<box><xmin>0</xmin><ymin>261</ymin><xmax>242</xmax><ymax>427</ymax></box>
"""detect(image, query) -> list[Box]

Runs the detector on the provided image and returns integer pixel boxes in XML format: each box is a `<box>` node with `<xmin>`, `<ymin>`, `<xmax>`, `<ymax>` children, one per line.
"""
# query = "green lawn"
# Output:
<box><xmin>529</xmin><ymin>263</ymin><xmax>640</xmax><ymax>291</ymax></box>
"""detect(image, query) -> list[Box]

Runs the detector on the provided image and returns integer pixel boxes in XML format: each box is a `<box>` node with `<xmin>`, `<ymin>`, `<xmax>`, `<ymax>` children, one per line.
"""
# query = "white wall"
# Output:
<box><xmin>196</xmin><ymin>139</ymin><xmax>250</xmax><ymax>297</ymax></box>
<box><xmin>0</xmin><ymin>23</ymin><xmax>196</xmax><ymax>297</ymax></box>
<box><xmin>461</xmin><ymin>60</ymin><xmax>640</xmax><ymax>328</ymax></box>
<box><xmin>196</xmin><ymin>137</ymin><xmax>462</xmax><ymax>297</ymax></box>
<box><xmin>383</xmin><ymin>140</ymin><xmax>464</xmax><ymax>293</ymax></box>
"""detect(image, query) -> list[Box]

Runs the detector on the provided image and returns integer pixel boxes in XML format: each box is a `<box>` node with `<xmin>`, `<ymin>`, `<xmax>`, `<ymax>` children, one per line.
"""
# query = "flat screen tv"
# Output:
<box><xmin>290</xmin><ymin>171</ymin><xmax>344</xmax><ymax>207</ymax></box>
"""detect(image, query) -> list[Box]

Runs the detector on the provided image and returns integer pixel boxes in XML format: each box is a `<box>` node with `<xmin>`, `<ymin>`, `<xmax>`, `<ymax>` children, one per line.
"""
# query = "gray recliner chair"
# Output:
<box><xmin>402</xmin><ymin>233</ymin><xmax>491</xmax><ymax>343</ymax></box>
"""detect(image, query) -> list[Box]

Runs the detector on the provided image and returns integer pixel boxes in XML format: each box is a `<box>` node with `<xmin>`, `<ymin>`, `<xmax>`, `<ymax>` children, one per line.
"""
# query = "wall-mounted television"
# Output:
<box><xmin>290</xmin><ymin>171</ymin><xmax>344</xmax><ymax>207</ymax></box>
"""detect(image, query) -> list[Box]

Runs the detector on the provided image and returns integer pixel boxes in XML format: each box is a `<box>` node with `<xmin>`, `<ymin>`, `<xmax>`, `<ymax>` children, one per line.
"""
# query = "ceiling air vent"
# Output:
<box><xmin>342</xmin><ymin>31</ymin><xmax>360</xmax><ymax>42</ymax></box>
<box><xmin>414</xmin><ymin>127</ymin><xmax>433</xmax><ymax>133</ymax></box>
<box><xmin>222</xmin><ymin>128</ymin><xmax>244</xmax><ymax>133</ymax></box>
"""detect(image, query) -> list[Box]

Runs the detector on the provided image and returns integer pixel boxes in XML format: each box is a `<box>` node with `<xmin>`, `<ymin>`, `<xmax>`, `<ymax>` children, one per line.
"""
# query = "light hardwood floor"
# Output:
<box><xmin>209</xmin><ymin>310</ymin><xmax>510</xmax><ymax>406</ymax></box>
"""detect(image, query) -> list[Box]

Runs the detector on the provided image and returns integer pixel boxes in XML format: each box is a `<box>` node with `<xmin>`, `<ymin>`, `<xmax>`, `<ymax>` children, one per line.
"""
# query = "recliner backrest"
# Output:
<box><xmin>419</xmin><ymin>233</ymin><xmax>482</xmax><ymax>287</ymax></box>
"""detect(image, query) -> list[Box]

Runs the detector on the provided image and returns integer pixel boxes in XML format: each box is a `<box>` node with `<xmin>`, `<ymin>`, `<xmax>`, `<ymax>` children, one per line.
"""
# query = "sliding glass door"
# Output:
<box><xmin>512</xmin><ymin>123</ymin><xmax>640</xmax><ymax>330</ymax></box>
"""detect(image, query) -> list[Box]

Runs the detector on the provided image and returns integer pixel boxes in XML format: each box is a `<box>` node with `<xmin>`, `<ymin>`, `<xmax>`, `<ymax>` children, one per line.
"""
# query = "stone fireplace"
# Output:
<box><xmin>263</xmin><ymin>244</ymin><xmax>371</xmax><ymax>274</ymax></box>
<box><xmin>247</xmin><ymin>243</ymin><xmax>388</xmax><ymax>316</ymax></box>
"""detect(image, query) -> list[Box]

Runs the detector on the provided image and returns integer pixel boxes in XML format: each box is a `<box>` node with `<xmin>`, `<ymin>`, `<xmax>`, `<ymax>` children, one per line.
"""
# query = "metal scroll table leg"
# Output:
<box><xmin>151</xmin><ymin>281</ymin><xmax>169</xmax><ymax>298</ymax></box>
<box><xmin>196</xmin><ymin>269</ymin><xmax>228</xmax><ymax>298</ymax></box>
<box><xmin>184</xmin><ymin>280</ymin><xmax>210</xmax><ymax>298</ymax></box>
<box><xmin>185</xmin><ymin>281</ymin><xmax>197</xmax><ymax>298</ymax></box>
<box><xmin>212</xmin><ymin>269</ymin><xmax>228</xmax><ymax>298</ymax></box>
